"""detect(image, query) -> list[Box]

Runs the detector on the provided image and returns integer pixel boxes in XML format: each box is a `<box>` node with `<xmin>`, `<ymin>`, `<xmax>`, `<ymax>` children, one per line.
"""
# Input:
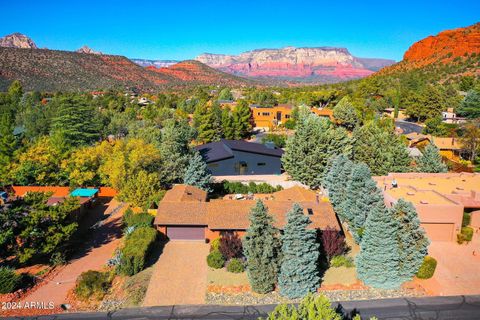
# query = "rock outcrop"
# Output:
<box><xmin>403</xmin><ymin>22</ymin><xmax>480</xmax><ymax>65</ymax></box>
<box><xmin>195</xmin><ymin>46</ymin><xmax>395</xmax><ymax>82</ymax></box>
<box><xmin>76</xmin><ymin>45</ymin><xmax>102</xmax><ymax>55</ymax></box>
<box><xmin>131</xmin><ymin>59</ymin><xmax>178</xmax><ymax>68</ymax></box>
<box><xmin>0</xmin><ymin>33</ymin><xmax>37</xmax><ymax>49</ymax></box>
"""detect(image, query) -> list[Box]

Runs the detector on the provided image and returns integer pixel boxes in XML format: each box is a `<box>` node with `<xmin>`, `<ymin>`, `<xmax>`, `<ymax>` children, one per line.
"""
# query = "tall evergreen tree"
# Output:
<box><xmin>221</xmin><ymin>108</ymin><xmax>235</xmax><ymax>139</ymax></box>
<box><xmin>183</xmin><ymin>151</ymin><xmax>212</xmax><ymax>192</ymax></box>
<box><xmin>278</xmin><ymin>203</ymin><xmax>320</xmax><ymax>298</ymax></box>
<box><xmin>233</xmin><ymin>100</ymin><xmax>252</xmax><ymax>139</ymax></box>
<box><xmin>416</xmin><ymin>144</ymin><xmax>448</xmax><ymax>173</ymax></box>
<box><xmin>50</xmin><ymin>95</ymin><xmax>101</xmax><ymax>147</ymax></box>
<box><xmin>353</xmin><ymin>121</ymin><xmax>410</xmax><ymax>175</ymax></box>
<box><xmin>332</xmin><ymin>96</ymin><xmax>359</xmax><ymax>130</ymax></box>
<box><xmin>282</xmin><ymin>114</ymin><xmax>352</xmax><ymax>188</ymax></box>
<box><xmin>159</xmin><ymin>119</ymin><xmax>195</xmax><ymax>184</ymax></box>
<box><xmin>356</xmin><ymin>201</ymin><xmax>402</xmax><ymax>289</ymax></box>
<box><xmin>342</xmin><ymin>163</ymin><xmax>384</xmax><ymax>242</ymax></box>
<box><xmin>0</xmin><ymin>113</ymin><xmax>16</xmax><ymax>185</ymax></box>
<box><xmin>391</xmin><ymin>199</ymin><xmax>429</xmax><ymax>282</ymax></box>
<box><xmin>194</xmin><ymin>104</ymin><xmax>222</xmax><ymax>143</ymax></box>
<box><xmin>218</xmin><ymin>88</ymin><xmax>234</xmax><ymax>101</ymax></box>
<box><xmin>323</xmin><ymin>155</ymin><xmax>354</xmax><ymax>221</ymax></box>
<box><xmin>242</xmin><ymin>200</ymin><xmax>281</xmax><ymax>294</ymax></box>
<box><xmin>457</xmin><ymin>89</ymin><xmax>480</xmax><ymax>119</ymax></box>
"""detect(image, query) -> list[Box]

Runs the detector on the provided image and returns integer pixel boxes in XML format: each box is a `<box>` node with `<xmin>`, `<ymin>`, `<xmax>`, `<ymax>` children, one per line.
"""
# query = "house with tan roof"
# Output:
<box><xmin>154</xmin><ymin>185</ymin><xmax>340</xmax><ymax>241</ymax></box>
<box><xmin>375</xmin><ymin>172</ymin><xmax>480</xmax><ymax>241</ymax></box>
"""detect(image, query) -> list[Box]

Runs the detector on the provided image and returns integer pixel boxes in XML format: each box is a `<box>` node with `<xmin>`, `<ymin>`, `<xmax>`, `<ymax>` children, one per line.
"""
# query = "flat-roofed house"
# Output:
<box><xmin>249</xmin><ymin>104</ymin><xmax>293</xmax><ymax>129</ymax></box>
<box><xmin>375</xmin><ymin>172</ymin><xmax>480</xmax><ymax>241</ymax></box>
<box><xmin>196</xmin><ymin>139</ymin><xmax>284</xmax><ymax>176</ymax></box>
<box><xmin>154</xmin><ymin>185</ymin><xmax>340</xmax><ymax>241</ymax></box>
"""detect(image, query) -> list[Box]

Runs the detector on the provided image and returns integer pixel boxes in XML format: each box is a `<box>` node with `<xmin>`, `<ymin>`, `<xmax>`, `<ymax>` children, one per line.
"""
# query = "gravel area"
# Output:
<box><xmin>206</xmin><ymin>288</ymin><xmax>424</xmax><ymax>305</ymax></box>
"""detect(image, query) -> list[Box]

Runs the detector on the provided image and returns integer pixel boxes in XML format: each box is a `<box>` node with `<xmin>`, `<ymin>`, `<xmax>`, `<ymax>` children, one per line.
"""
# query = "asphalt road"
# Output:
<box><xmin>9</xmin><ymin>295</ymin><xmax>480</xmax><ymax>320</ymax></box>
<box><xmin>395</xmin><ymin>120</ymin><xmax>423</xmax><ymax>135</ymax></box>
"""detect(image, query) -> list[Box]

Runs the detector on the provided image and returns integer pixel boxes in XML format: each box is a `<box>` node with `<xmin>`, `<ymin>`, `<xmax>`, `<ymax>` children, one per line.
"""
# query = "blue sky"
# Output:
<box><xmin>2</xmin><ymin>0</ymin><xmax>479</xmax><ymax>61</ymax></box>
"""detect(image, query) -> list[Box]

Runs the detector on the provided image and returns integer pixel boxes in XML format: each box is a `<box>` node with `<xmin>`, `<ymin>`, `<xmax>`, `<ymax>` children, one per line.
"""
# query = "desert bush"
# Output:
<box><xmin>50</xmin><ymin>252</ymin><xmax>67</xmax><ymax>266</ymax></box>
<box><xmin>462</xmin><ymin>212</ymin><xmax>471</xmax><ymax>227</ymax></box>
<box><xmin>320</xmin><ymin>228</ymin><xmax>347</xmax><ymax>259</ymax></box>
<box><xmin>123</xmin><ymin>209</ymin><xmax>154</xmax><ymax>228</ymax></box>
<box><xmin>75</xmin><ymin>270</ymin><xmax>113</xmax><ymax>301</ymax></box>
<box><xmin>226</xmin><ymin>258</ymin><xmax>245</xmax><ymax>273</ymax></box>
<box><xmin>330</xmin><ymin>255</ymin><xmax>354</xmax><ymax>268</ymax></box>
<box><xmin>117</xmin><ymin>227</ymin><xmax>157</xmax><ymax>276</ymax></box>
<box><xmin>219</xmin><ymin>233</ymin><xmax>243</xmax><ymax>260</ymax></box>
<box><xmin>457</xmin><ymin>226</ymin><xmax>474</xmax><ymax>244</ymax></box>
<box><xmin>210</xmin><ymin>238</ymin><xmax>221</xmax><ymax>252</ymax></box>
<box><xmin>207</xmin><ymin>250</ymin><xmax>225</xmax><ymax>269</ymax></box>
<box><xmin>0</xmin><ymin>267</ymin><xmax>20</xmax><ymax>294</ymax></box>
<box><xmin>416</xmin><ymin>256</ymin><xmax>437</xmax><ymax>279</ymax></box>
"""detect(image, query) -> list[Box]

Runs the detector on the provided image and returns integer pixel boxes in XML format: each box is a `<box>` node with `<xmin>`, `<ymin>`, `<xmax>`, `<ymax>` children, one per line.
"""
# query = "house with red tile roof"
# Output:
<box><xmin>154</xmin><ymin>184</ymin><xmax>340</xmax><ymax>241</ymax></box>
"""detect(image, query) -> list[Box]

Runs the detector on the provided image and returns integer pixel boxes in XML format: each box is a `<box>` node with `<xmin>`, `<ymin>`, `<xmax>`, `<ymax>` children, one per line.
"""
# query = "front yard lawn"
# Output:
<box><xmin>207</xmin><ymin>267</ymin><xmax>249</xmax><ymax>287</ymax></box>
<box><xmin>321</xmin><ymin>266</ymin><xmax>358</xmax><ymax>286</ymax></box>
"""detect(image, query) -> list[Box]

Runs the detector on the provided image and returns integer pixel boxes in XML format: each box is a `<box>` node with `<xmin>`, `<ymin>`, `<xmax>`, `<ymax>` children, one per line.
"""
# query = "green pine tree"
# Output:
<box><xmin>323</xmin><ymin>155</ymin><xmax>354</xmax><ymax>221</ymax></box>
<box><xmin>218</xmin><ymin>88</ymin><xmax>234</xmax><ymax>101</ymax></box>
<box><xmin>233</xmin><ymin>100</ymin><xmax>252</xmax><ymax>139</ymax></box>
<box><xmin>333</xmin><ymin>96</ymin><xmax>359</xmax><ymax>130</ymax></box>
<box><xmin>278</xmin><ymin>203</ymin><xmax>320</xmax><ymax>298</ymax></box>
<box><xmin>356</xmin><ymin>201</ymin><xmax>402</xmax><ymax>289</ymax></box>
<box><xmin>183</xmin><ymin>151</ymin><xmax>212</xmax><ymax>192</ymax></box>
<box><xmin>221</xmin><ymin>108</ymin><xmax>235</xmax><ymax>139</ymax></box>
<box><xmin>342</xmin><ymin>163</ymin><xmax>384</xmax><ymax>242</ymax></box>
<box><xmin>0</xmin><ymin>113</ymin><xmax>16</xmax><ymax>185</ymax></box>
<box><xmin>194</xmin><ymin>104</ymin><xmax>222</xmax><ymax>143</ymax></box>
<box><xmin>242</xmin><ymin>200</ymin><xmax>281</xmax><ymax>294</ymax></box>
<box><xmin>417</xmin><ymin>144</ymin><xmax>448</xmax><ymax>173</ymax></box>
<box><xmin>353</xmin><ymin>121</ymin><xmax>410</xmax><ymax>175</ymax></box>
<box><xmin>457</xmin><ymin>89</ymin><xmax>480</xmax><ymax>119</ymax></box>
<box><xmin>391</xmin><ymin>199</ymin><xmax>429</xmax><ymax>282</ymax></box>
<box><xmin>282</xmin><ymin>114</ymin><xmax>352</xmax><ymax>188</ymax></box>
<box><xmin>50</xmin><ymin>94</ymin><xmax>100</xmax><ymax>148</ymax></box>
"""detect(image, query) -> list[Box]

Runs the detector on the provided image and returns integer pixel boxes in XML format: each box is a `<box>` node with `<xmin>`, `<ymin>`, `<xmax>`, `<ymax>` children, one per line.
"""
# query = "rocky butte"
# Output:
<box><xmin>0</xmin><ymin>32</ymin><xmax>38</xmax><ymax>49</ymax></box>
<box><xmin>195</xmin><ymin>46</ymin><xmax>395</xmax><ymax>83</ymax></box>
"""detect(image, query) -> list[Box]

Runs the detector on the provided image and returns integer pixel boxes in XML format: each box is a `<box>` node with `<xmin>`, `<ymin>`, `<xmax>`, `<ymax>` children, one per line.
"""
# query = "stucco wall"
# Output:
<box><xmin>207</xmin><ymin>150</ymin><xmax>282</xmax><ymax>176</ymax></box>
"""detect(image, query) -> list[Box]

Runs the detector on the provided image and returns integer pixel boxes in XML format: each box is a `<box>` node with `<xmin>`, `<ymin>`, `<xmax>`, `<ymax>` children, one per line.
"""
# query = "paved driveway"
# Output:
<box><xmin>20</xmin><ymin>199</ymin><xmax>126</xmax><ymax>308</ymax></box>
<box><xmin>395</xmin><ymin>120</ymin><xmax>423</xmax><ymax>134</ymax></box>
<box><xmin>419</xmin><ymin>234</ymin><xmax>480</xmax><ymax>295</ymax></box>
<box><xmin>143</xmin><ymin>241</ymin><xmax>209</xmax><ymax>306</ymax></box>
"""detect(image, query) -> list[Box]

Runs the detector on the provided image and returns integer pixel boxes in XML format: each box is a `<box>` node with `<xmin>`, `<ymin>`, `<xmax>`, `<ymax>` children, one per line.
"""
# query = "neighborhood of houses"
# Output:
<box><xmin>1</xmin><ymin>99</ymin><xmax>479</xmax><ymax>317</ymax></box>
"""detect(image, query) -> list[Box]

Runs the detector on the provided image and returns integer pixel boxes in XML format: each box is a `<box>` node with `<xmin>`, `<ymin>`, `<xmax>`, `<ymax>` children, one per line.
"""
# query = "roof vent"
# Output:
<box><xmin>407</xmin><ymin>191</ymin><xmax>415</xmax><ymax>196</ymax></box>
<box><xmin>420</xmin><ymin>200</ymin><xmax>429</xmax><ymax>204</ymax></box>
<box><xmin>456</xmin><ymin>187</ymin><xmax>464</xmax><ymax>191</ymax></box>
<box><xmin>429</xmin><ymin>182</ymin><xmax>436</xmax><ymax>185</ymax></box>
<box><xmin>307</xmin><ymin>208</ymin><xmax>314</xmax><ymax>215</ymax></box>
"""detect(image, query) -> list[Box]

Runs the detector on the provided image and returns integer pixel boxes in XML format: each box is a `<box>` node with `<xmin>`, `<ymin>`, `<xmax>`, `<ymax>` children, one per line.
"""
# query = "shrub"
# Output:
<box><xmin>457</xmin><ymin>227</ymin><xmax>474</xmax><ymax>244</ymax></box>
<box><xmin>75</xmin><ymin>270</ymin><xmax>113</xmax><ymax>301</ymax></box>
<box><xmin>210</xmin><ymin>238</ymin><xmax>221</xmax><ymax>251</ymax></box>
<box><xmin>416</xmin><ymin>256</ymin><xmax>437</xmax><ymax>279</ymax></box>
<box><xmin>50</xmin><ymin>252</ymin><xmax>67</xmax><ymax>266</ymax></box>
<box><xmin>117</xmin><ymin>227</ymin><xmax>157</xmax><ymax>276</ymax></box>
<box><xmin>330</xmin><ymin>255</ymin><xmax>354</xmax><ymax>268</ymax></box>
<box><xmin>462</xmin><ymin>212</ymin><xmax>471</xmax><ymax>227</ymax></box>
<box><xmin>219</xmin><ymin>233</ymin><xmax>243</xmax><ymax>260</ymax></box>
<box><xmin>226</xmin><ymin>258</ymin><xmax>245</xmax><ymax>273</ymax></box>
<box><xmin>321</xmin><ymin>228</ymin><xmax>347</xmax><ymax>259</ymax></box>
<box><xmin>220</xmin><ymin>181</ymin><xmax>282</xmax><ymax>195</ymax></box>
<box><xmin>0</xmin><ymin>267</ymin><xmax>20</xmax><ymax>294</ymax></box>
<box><xmin>207</xmin><ymin>250</ymin><xmax>225</xmax><ymax>269</ymax></box>
<box><xmin>123</xmin><ymin>209</ymin><xmax>154</xmax><ymax>228</ymax></box>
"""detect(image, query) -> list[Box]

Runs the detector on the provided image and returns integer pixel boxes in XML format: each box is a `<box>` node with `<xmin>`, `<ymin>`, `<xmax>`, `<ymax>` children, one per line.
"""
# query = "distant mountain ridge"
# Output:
<box><xmin>76</xmin><ymin>45</ymin><xmax>102</xmax><ymax>55</ymax></box>
<box><xmin>132</xmin><ymin>59</ymin><xmax>179</xmax><ymax>68</ymax></box>
<box><xmin>195</xmin><ymin>46</ymin><xmax>395</xmax><ymax>83</ymax></box>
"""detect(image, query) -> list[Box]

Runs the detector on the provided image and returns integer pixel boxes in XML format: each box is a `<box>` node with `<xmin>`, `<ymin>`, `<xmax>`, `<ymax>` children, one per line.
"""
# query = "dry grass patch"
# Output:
<box><xmin>207</xmin><ymin>267</ymin><xmax>249</xmax><ymax>286</ymax></box>
<box><xmin>321</xmin><ymin>266</ymin><xmax>358</xmax><ymax>286</ymax></box>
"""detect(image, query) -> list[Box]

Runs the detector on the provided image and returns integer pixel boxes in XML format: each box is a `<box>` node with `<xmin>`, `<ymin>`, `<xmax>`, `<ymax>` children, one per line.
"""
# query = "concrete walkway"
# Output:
<box><xmin>20</xmin><ymin>199</ymin><xmax>126</xmax><ymax>307</ymax></box>
<box><xmin>143</xmin><ymin>241</ymin><xmax>209</xmax><ymax>306</ymax></box>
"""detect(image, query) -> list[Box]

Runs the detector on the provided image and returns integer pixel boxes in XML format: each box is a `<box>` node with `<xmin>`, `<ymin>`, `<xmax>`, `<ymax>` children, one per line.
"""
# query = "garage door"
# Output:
<box><xmin>421</xmin><ymin>223</ymin><xmax>454</xmax><ymax>242</ymax></box>
<box><xmin>166</xmin><ymin>226</ymin><xmax>205</xmax><ymax>240</ymax></box>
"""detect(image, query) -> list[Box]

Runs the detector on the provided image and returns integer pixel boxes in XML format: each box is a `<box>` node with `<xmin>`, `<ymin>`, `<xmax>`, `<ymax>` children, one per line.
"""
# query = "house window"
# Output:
<box><xmin>285</xmin><ymin>114</ymin><xmax>290</xmax><ymax>119</ymax></box>
<box><xmin>257</xmin><ymin>162</ymin><xmax>266</xmax><ymax>166</ymax></box>
<box><xmin>262</xmin><ymin>112</ymin><xmax>270</xmax><ymax>116</ymax></box>
<box><xmin>307</xmin><ymin>208</ymin><xmax>314</xmax><ymax>215</ymax></box>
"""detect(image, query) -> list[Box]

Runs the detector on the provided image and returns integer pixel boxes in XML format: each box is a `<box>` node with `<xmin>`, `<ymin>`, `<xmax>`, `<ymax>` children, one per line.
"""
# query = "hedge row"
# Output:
<box><xmin>123</xmin><ymin>209</ymin><xmax>154</xmax><ymax>228</ymax></box>
<box><xmin>117</xmin><ymin>227</ymin><xmax>157</xmax><ymax>276</ymax></box>
<box><xmin>219</xmin><ymin>181</ymin><xmax>283</xmax><ymax>195</ymax></box>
